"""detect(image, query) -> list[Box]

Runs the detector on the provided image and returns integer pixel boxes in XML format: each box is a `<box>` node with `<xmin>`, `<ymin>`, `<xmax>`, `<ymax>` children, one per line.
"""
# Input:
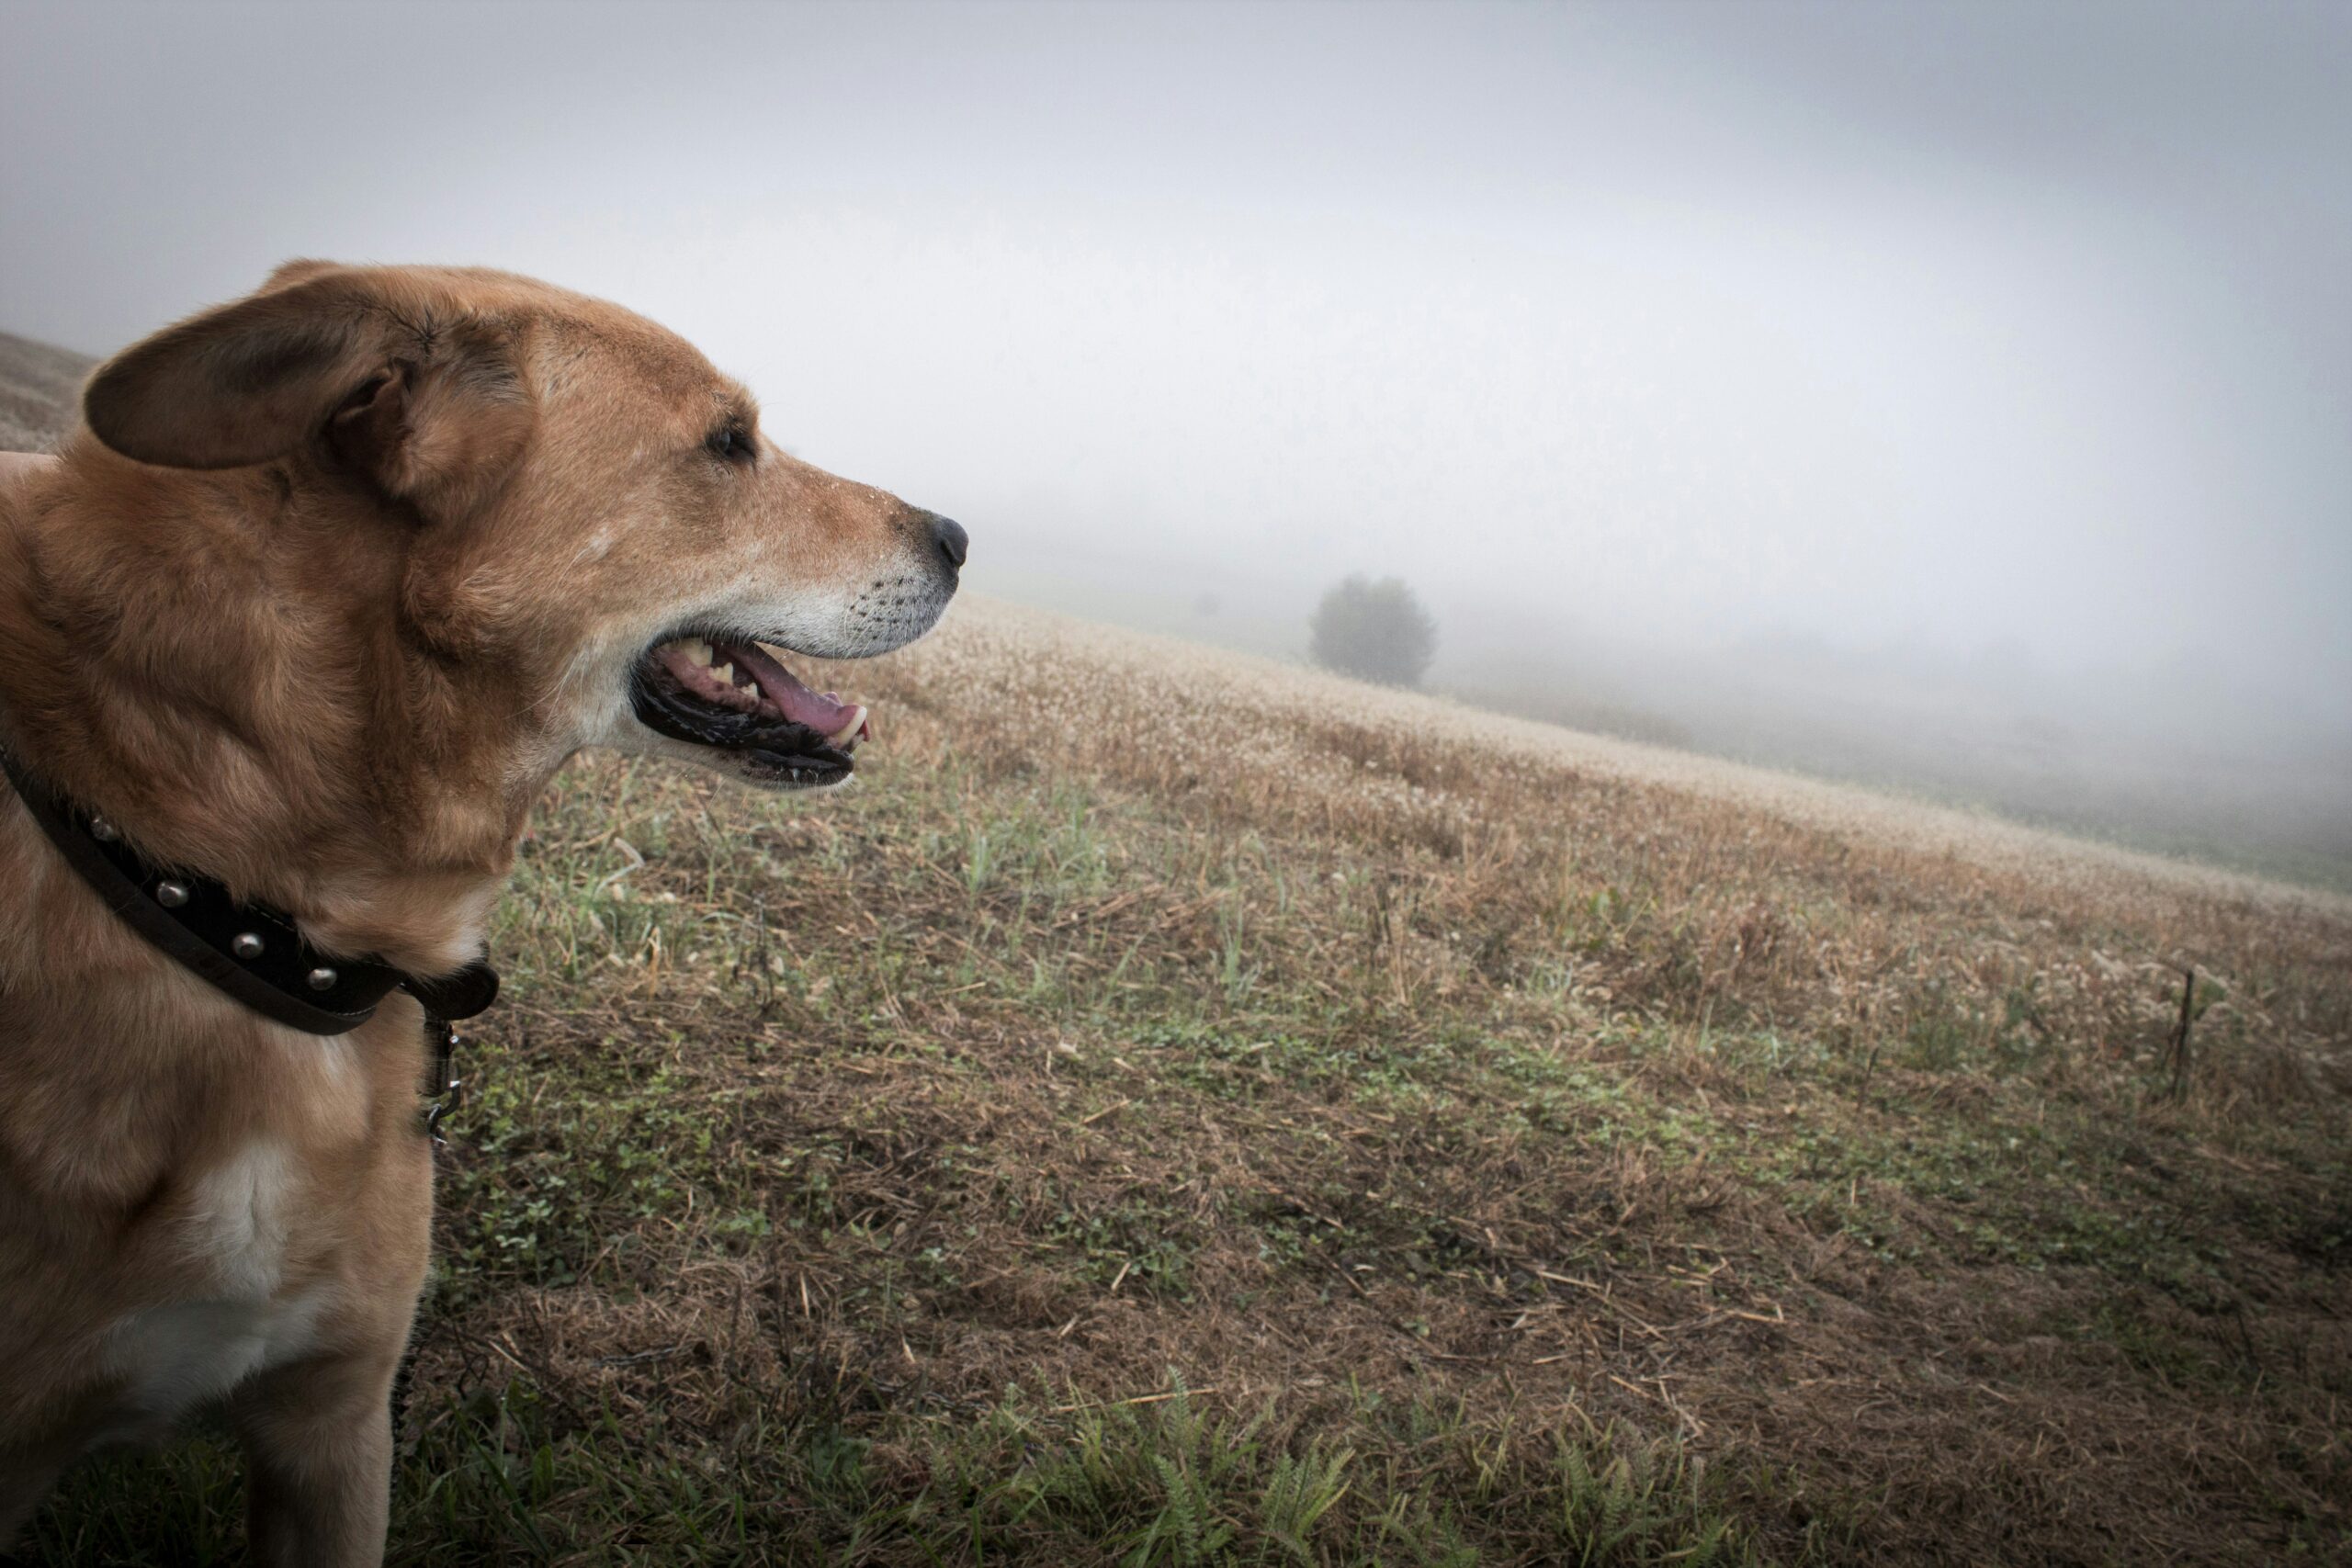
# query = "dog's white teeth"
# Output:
<box><xmin>712</xmin><ymin>661</ymin><xmax>733</xmax><ymax>685</ymax></box>
<box><xmin>743</xmin><ymin>680</ymin><xmax>763</xmax><ymax>703</ymax></box>
<box><xmin>684</xmin><ymin>637</ymin><xmax>713</xmax><ymax>665</ymax></box>
<box><xmin>827</xmin><ymin>705</ymin><xmax>868</xmax><ymax>747</ymax></box>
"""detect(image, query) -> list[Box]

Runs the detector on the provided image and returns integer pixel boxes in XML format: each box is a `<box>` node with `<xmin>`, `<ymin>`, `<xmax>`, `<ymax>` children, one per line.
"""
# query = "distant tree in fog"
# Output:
<box><xmin>1309</xmin><ymin>574</ymin><xmax>1438</xmax><ymax>687</ymax></box>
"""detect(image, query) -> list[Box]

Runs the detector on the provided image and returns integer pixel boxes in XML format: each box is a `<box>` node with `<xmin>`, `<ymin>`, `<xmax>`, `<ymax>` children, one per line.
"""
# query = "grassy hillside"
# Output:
<box><xmin>0</xmin><ymin>329</ymin><xmax>88</xmax><ymax>451</ymax></box>
<box><xmin>28</xmin><ymin>597</ymin><xmax>2350</xmax><ymax>1566</ymax></box>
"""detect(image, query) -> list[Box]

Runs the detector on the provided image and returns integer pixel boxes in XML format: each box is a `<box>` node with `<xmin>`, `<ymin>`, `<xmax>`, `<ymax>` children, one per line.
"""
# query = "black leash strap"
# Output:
<box><xmin>422</xmin><ymin>1018</ymin><xmax>467</xmax><ymax>1145</ymax></box>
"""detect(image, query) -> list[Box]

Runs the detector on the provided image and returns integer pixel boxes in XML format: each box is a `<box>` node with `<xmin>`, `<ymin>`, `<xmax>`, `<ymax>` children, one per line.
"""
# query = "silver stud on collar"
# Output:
<box><xmin>307</xmin><ymin>966</ymin><xmax>338</xmax><ymax>992</ymax></box>
<box><xmin>89</xmin><ymin>816</ymin><xmax>120</xmax><ymax>842</ymax></box>
<box><xmin>154</xmin><ymin>880</ymin><xmax>190</xmax><ymax>908</ymax></box>
<box><xmin>231</xmin><ymin>931</ymin><xmax>266</xmax><ymax>961</ymax></box>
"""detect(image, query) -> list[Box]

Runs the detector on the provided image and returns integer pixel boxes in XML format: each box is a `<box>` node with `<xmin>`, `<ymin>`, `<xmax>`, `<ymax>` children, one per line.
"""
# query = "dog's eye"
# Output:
<box><xmin>706</xmin><ymin>425</ymin><xmax>754</xmax><ymax>465</ymax></box>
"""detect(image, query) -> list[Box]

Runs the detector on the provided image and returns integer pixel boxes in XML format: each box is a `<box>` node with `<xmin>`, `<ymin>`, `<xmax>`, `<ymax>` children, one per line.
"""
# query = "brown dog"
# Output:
<box><xmin>0</xmin><ymin>264</ymin><xmax>963</xmax><ymax>1562</ymax></box>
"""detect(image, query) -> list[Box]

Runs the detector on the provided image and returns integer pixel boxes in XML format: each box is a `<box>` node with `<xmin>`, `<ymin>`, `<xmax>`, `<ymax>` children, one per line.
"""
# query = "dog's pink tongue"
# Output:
<box><xmin>727</xmin><ymin>641</ymin><xmax>862</xmax><ymax>738</ymax></box>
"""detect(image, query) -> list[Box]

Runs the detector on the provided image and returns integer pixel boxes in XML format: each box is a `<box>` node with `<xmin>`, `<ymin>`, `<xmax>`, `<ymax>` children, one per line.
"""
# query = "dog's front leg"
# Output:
<box><xmin>230</xmin><ymin>1345</ymin><xmax>402</xmax><ymax>1568</ymax></box>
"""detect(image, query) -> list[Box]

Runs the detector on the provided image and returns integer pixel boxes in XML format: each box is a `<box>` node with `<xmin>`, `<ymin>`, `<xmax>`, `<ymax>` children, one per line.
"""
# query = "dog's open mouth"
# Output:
<box><xmin>629</xmin><ymin>635</ymin><xmax>873</xmax><ymax>788</ymax></box>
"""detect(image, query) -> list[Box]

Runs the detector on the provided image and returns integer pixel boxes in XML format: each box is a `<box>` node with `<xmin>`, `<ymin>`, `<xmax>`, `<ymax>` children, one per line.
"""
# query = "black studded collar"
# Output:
<box><xmin>0</xmin><ymin>743</ymin><xmax>497</xmax><ymax>1036</ymax></box>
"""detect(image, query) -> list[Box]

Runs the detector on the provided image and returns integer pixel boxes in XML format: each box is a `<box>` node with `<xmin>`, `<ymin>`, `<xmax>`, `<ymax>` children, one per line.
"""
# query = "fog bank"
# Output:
<box><xmin>5</xmin><ymin>0</ymin><xmax>2346</xmax><ymax>880</ymax></box>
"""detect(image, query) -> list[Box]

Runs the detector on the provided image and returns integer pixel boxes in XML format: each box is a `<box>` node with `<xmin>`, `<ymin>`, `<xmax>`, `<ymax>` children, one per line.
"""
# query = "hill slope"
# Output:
<box><xmin>947</xmin><ymin>600</ymin><xmax>2347</xmax><ymax>919</ymax></box>
<box><xmin>7</xmin><ymin>340</ymin><xmax>2347</xmax><ymax>1564</ymax></box>
<box><xmin>0</xmin><ymin>328</ymin><xmax>90</xmax><ymax>450</ymax></box>
<box><xmin>29</xmin><ymin>591</ymin><xmax>2350</xmax><ymax>1565</ymax></box>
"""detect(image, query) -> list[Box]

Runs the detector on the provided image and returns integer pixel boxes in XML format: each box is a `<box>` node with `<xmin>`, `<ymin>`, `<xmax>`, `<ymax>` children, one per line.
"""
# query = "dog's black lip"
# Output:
<box><xmin>628</xmin><ymin>633</ymin><xmax>854</xmax><ymax>785</ymax></box>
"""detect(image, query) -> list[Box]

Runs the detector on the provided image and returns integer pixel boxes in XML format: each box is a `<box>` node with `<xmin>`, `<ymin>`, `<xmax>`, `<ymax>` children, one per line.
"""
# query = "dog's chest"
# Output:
<box><xmin>96</xmin><ymin>1139</ymin><xmax>334</xmax><ymax>1433</ymax></box>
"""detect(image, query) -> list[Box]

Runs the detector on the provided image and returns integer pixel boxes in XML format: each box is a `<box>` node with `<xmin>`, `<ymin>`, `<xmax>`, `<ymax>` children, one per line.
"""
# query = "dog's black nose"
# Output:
<box><xmin>930</xmin><ymin>513</ymin><xmax>969</xmax><ymax>570</ymax></box>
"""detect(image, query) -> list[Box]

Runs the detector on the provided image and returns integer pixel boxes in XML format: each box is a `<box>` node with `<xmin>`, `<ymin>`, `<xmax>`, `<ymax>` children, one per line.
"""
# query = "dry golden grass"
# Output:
<box><xmin>896</xmin><ymin>596</ymin><xmax>2350</xmax><ymax>1099</ymax></box>
<box><xmin>33</xmin><ymin>593</ymin><xmax>2352</xmax><ymax>1565</ymax></box>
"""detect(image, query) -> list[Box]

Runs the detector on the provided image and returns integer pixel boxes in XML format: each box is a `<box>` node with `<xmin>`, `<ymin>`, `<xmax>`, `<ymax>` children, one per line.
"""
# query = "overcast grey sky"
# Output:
<box><xmin>5</xmin><ymin>0</ymin><xmax>2347</xmax><ymax>738</ymax></box>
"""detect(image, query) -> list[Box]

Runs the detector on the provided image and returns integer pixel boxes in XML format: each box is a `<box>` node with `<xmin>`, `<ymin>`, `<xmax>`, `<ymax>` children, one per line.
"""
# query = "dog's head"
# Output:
<box><xmin>78</xmin><ymin>261</ymin><xmax>963</xmax><ymax>795</ymax></box>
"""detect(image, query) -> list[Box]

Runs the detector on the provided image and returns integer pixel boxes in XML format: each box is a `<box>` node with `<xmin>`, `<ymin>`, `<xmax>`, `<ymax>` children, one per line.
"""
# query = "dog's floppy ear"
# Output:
<box><xmin>83</xmin><ymin>265</ymin><xmax>533</xmax><ymax>521</ymax></box>
<box><xmin>85</xmin><ymin>269</ymin><xmax>405</xmax><ymax>470</ymax></box>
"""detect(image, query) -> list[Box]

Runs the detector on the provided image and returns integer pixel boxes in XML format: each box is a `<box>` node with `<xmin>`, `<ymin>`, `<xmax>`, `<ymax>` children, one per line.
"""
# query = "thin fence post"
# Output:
<box><xmin>2167</xmin><ymin>967</ymin><xmax>2196</xmax><ymax>1102</ymax></box>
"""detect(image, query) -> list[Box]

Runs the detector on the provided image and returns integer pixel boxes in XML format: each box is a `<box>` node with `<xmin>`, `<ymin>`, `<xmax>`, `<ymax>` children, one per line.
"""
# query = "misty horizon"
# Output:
<box><xmin>5</xmin><ymin>0</ymin><xmax>2347</xmax><ymax>876</ymax></box>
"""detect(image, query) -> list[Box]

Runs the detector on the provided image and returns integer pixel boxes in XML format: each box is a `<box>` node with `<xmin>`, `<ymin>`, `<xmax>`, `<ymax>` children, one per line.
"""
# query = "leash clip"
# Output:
<box><xmin>422</xmin><ymin>1020</ymin><xmax>466</xmax><ymax>1145</ymax></box>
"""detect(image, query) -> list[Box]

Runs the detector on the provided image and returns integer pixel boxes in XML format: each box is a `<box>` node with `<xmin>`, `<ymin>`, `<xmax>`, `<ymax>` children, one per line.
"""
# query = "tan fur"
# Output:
<box><xmin>0</xmin><ymin>265</ymin><xmax>958</xmax><ymax>1562</ymax></box>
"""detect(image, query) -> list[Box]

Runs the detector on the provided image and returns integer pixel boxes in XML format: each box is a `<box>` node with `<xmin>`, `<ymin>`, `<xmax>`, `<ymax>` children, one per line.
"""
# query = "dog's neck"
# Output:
<box><xmin>0</xmin><ymin>440</ymin><xmax>554</xmax><ymax>974</ymax></box>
